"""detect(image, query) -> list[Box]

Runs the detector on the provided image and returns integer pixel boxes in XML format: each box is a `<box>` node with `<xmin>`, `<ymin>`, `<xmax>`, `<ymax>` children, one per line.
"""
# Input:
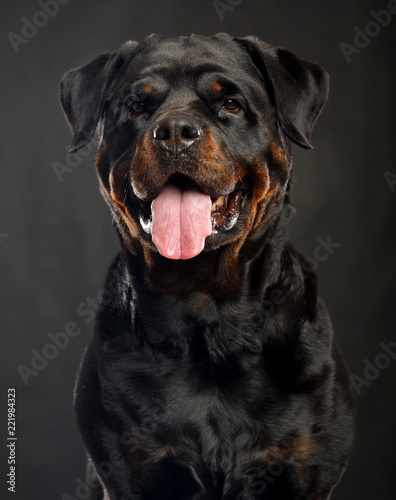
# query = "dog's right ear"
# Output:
<box><xmin>59</xmin><ymin>41</ymin><xmax>139</xmax><ymax>153</ymax></box>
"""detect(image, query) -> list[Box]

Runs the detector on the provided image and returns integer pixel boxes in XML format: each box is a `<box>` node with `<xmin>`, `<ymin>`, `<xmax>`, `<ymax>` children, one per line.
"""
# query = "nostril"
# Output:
<box><xmin>181</xmin><ymin>127</ymin><xmax>191</xmax><ymax>140</ymax></box>
<box><xmin>153</xmin><ymin>125</ymin><xmax>170</xmax><ymax>141</ymax></box>
<box><xmin>181</xmin><ymin>125</ymin><xmax>200</xmax><ymax>140</ymax></box>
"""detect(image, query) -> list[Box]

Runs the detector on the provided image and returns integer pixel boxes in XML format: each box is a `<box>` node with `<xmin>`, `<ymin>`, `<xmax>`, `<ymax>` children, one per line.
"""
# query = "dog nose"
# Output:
<box><xmin>152</xmin><ymin>116</ymin><xmax>202</xmax><ymax>154</ymax></box>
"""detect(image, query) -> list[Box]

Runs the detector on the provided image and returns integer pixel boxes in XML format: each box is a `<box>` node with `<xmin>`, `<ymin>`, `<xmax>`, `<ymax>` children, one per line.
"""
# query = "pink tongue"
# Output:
<box><xmin>151</xmin><ymin>185</ymin><xmax>212</xmax><ymax>260</ymax></box>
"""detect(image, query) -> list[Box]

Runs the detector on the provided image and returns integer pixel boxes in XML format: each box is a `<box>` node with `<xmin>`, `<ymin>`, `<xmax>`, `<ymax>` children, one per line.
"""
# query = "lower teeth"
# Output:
<box><xmin>139</xmin><ymin>215</ymin><xmax>152</xmax><ymax>234</ymax></box>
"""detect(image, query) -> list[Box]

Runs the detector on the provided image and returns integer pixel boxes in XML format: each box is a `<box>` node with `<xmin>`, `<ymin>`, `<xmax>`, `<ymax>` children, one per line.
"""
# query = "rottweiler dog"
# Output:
<box><xmin>60</xmin><ymin>33</ymin><xmax>355</xmax><ymax>499</ymax></box>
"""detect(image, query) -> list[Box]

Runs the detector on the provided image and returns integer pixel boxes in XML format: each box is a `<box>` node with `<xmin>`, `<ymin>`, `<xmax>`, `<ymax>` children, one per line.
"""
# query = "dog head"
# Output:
<box><xmin>60</xmin><ymin>33</ymin><xmax>328</xmax><ymax>292</ymax></box>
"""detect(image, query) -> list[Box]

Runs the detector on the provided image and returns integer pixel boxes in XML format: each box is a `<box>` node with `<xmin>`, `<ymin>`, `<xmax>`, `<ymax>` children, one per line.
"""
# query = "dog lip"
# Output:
<box><xmin>131</xmin><ymin>180</ymin><xmax>151</xmax><ymax>202</ymax></box>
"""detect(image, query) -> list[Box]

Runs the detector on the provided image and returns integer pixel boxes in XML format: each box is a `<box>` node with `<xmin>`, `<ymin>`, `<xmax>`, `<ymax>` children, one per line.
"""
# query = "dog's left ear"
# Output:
<box><xmin>59</xmin><ymin>41</ymin><xmax>139</xmax><ymax>153</ymax></box>
<box><xmin>236</xmin><ymin>36</ymin><xmax>329</xmax><ymax>149</ymax></box>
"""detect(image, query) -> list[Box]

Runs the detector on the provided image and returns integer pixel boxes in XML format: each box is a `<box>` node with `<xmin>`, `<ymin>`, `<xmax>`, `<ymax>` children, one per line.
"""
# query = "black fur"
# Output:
<box><xmin>60</xmin><ymin>33</ymin><xmax>355</xmax><ymax>499</ymax></box>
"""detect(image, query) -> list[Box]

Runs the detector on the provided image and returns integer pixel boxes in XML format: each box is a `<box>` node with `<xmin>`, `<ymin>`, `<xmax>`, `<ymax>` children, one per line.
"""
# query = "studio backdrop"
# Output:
<box><xmin>1</xmin><ymin>1</ymin><xmax>395</xmax><ymax>499</ymax></box>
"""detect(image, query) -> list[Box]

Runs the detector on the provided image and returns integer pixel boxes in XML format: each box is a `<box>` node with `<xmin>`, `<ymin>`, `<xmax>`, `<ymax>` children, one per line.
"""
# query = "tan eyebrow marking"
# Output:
<box><xmin>211</xmin><ymin>81</ymin><xmax>223</xmax><ymax>93</ymax></box>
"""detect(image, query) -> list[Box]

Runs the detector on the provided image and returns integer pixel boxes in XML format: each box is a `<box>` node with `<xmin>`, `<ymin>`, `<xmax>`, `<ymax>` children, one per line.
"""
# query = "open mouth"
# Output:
<box><xmin>137</xmin><ymin>178</ymin><xmax>246</xmax><ymax>260</ymax></box>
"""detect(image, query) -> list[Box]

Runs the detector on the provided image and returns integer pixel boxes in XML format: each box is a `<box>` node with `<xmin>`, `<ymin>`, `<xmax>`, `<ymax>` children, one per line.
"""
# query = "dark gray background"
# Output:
<box><xmin>1</xmin><ymin>0</ymin><xmax>395</xmax><ymax>498</ymax></box>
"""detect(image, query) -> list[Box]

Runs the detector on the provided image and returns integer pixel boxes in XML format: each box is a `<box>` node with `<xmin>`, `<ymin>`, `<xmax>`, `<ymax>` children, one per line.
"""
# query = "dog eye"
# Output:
<box><xmin>222</xmin><ymin>98</ymin><xmax>241</xmax><ymax>113</ymax></box>
<box><xmin>129</xmin><ymin>101</ymin><xmax>146</xmax><ymax>117</ymax></box>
